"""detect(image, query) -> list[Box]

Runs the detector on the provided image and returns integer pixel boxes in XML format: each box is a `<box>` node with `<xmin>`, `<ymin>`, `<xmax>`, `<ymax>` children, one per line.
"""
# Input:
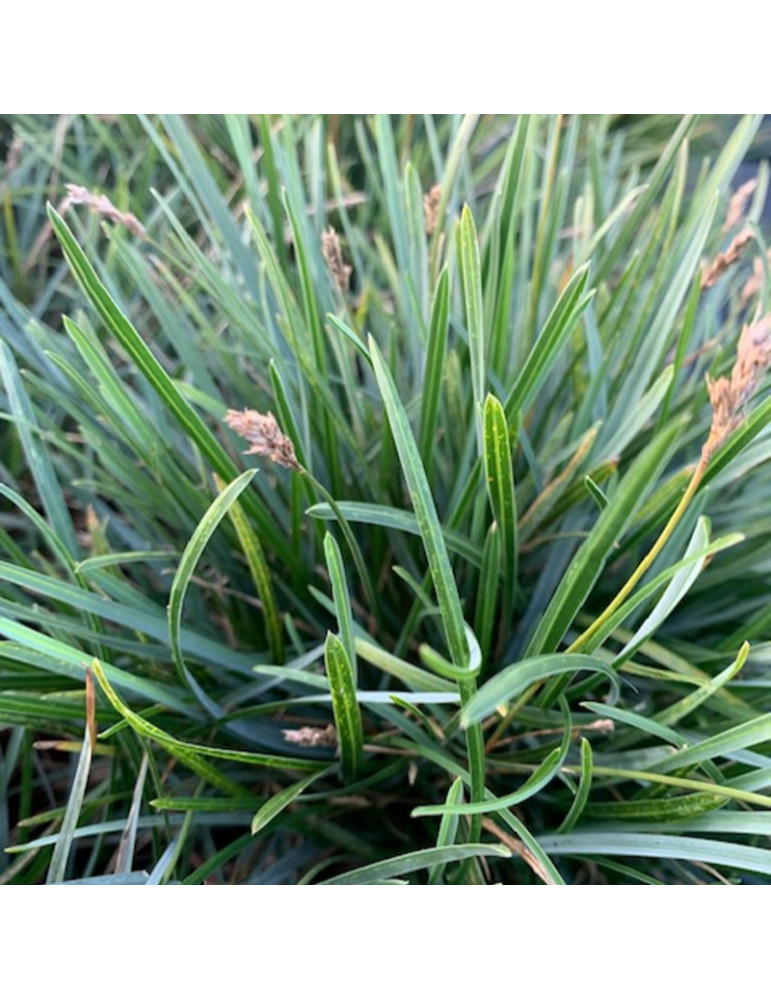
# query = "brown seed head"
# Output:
<box><xmin>62</xmin><ymin>183</ymin><xmax>147</xmax><ymax>239</ymax></box>
<box><xmin>282</xmin><ymin>724</ymin><xmax>337</xmax><ymax>748</ymax></box>
<box><xmin>225</xmin><ymin>409</ymin><xmax>301</xmax><ymax>471</ymax></box>
<box><xmin>322</xmin><ymin>226</ymin><xmax>352</xmax><ymax>293</ymax></box>
<box><xmin>424</xmin><ymin>183</ymin><xmax>442</xmax><ymax>237</ymax></box>
<box><xmin>701</xmin><ymin>228</ymin><xmax>753</xmax><ymax>290</ymax></box>
<box><xmin>723</xmin><ymin>178</ymin><xmax>758</xmax><ymax>233</ymax></box>
<box><xmin>740</xmin><ymin>250</ymin><xmax>771</xmax><ymax>305</ymax></box>
<box><xmin>702</xmin><ymin>315</ymin><xmax>771</xmax><ymax>462</ymax></box>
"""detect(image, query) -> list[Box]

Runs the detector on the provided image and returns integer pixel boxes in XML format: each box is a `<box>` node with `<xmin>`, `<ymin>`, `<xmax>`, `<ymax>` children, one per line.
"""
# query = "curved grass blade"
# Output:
<box><xmin>317</xmin><ymin>842</ymin><xmax>510</xmax><ymax>885</ymax></box>
<box><xmin>654</xmin><ymin>643</ymin><xmax>749</xmax><ymax>729</ymax></box>
<box><xmin>556</xmin><ymin>737</ymin><xmax>593</xmax><ymax>834</ymax></box>
<box><xmin>92</xmin><ymin>659</ymin><xmax>323</xmax><ymax>775</ymax></box>
<box><xmin>168</xmin><ymin>470</ymin><xmax>256</xmax><ymax>715</ymax></box>
<box><xmin>427</xmin><ymin>777</ymin><xmax>464</xmax><ymax>885</ymax></box>
<box><xmin>216</xmin><ymin>472</ymin><xmax>283</xmax><ymax>664</ymax></box>
<box><xmin>538</xmin><ymin>831</ymin><xmax>771</xmax><ymax>878</ymax></box>
<box><xmin>417</xmin><ymin>698</ymin><xmax>571</xmax><ymax>818</ymax></box>
<box><xmin>461</xmin><ymin>653</ymin><xmax>618</xmax><ymax>728</ymax></box>
<box><xmin>251</xmin><ymin>771</ymin><xmax>325</xmax><ymax>835</ymax></box>
<box><xmin>0</xmin><ymin>617</ymin><xmax>192</xmax><ymax>715</ymax></box>
<box><xmin>307</xmin><ymin>501</ymin><xmax>481</xmax><ymax>567</ymax></box>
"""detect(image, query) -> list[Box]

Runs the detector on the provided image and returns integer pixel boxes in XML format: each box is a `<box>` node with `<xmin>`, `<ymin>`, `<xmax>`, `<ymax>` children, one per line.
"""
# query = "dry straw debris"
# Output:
<box><xmin>225</xmin><ymin>409</ymin><xmax>301</xmax><ymax>471</ymax></box>
<box><xmin>321</xmin><ymin>226</ymin><xmax>352</xmax><ymax>292</ymax></box>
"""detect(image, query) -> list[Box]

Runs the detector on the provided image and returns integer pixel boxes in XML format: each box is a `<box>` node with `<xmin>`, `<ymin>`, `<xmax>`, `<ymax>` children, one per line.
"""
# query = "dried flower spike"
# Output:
<box><xmin>62</xmin><ymin>183</ymin><xmax>147</xmax><ymax>239</ymax></box>
<box><xmin>282</xmin><ymin>724</ymin><xmax>337</xmax><ymax>748</ymax></box>
<box><xmin>424</xmin><ymin>183</ymin><xmax>442</xmax><ymax>236</ymax></box>
<box><xmin>702</xmin><ymin>315</ymin><xmax>771</xmax><ymax>462</ymax></box>
<box><xmin>225</xmin><ymin>409</ymin><xmax>301</xmax><ymax>471</ymax></box>
<box><xmin>723</xmin><ymin>178</ymin><xmax>757</xmax><ymax>233</ymax></box>
<box><xmin>701</xmin><ymin>228</ymin><xmax>753</xmax><ymax>290</ymax></box>
<box><xmin>322</xmin><ymin>226</ymin><xmax>352</xmax><ymax>293</ymax></box>
<box><xmin>740</xmin><ymin>250</ymin><xmax>771</xmax><ymax>305</ymax></box>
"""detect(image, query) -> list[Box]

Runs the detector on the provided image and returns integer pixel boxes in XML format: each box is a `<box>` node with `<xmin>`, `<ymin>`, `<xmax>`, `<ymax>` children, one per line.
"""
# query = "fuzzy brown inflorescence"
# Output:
<box><xmin>62</xmin><ymin>183</ymin><xmax>147</xmax><ymax>239</ymax></box>
<box><xmin>423</xmin><ymin>183</ymin><xmax>442</xmax><ymax>236</ymax></box>
<box><xmin>741</xmin><ymin>250</ymin><xmax>771</xmax><ymax>304</ymax></box>
<box><xmin>321</xmin><ymin>226</ymin><xmax>352</xmax><ymax>293</ymax></box>
<box><xmin>703</xmin><ymin>315</ymin><xmax>771</xmax><ymax>462</ymax></box>
<box><xmin>282</xmin><ymin>724</ymin><xmax>337</xmax><ymax>748</ymax></box>
<box><xmin>723</xmin><ymin>178</ymin><xmax>758</xmax><ymax>234</ymax></box>
<box><xmin>701</xmin><ymin>229</ymin><xmax>754</xmax><ymax>290</ymax></box>
<box><xmin>225</xmin><ymin>409</ymin><xmax>302</xmax><ymax>471</ymax></box>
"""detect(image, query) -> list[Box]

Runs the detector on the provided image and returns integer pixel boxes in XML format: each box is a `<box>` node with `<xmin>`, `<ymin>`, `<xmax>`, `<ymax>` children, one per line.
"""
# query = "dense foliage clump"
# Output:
<box><xmin>1</xmin><ymin>114</ymin><xmax>771</xmax><ymax>884</ymax></box>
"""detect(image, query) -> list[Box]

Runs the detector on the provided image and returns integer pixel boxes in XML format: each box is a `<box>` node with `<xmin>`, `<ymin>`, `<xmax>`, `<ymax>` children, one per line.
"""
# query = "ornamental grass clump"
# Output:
<box><xmin>2</xmin><ymin>114</ymin><xmax>771</xmax><ymax>884</ymax></box>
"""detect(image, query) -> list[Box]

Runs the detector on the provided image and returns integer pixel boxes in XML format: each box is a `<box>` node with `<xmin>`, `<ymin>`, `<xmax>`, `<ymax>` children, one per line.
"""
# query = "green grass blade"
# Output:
<box><xmin>45</xmin><ymin>727</ymin><xmax>93</xmax><ymax>883</ymax></box>
<box><xmin>526</xmin><ymin>421</ymin><xmax>680</xmax><ymax>656</ymax></box>
<box><xmin>504</xmin><ymin>264</ymin><xmax>593</xmax><ymax>421</ymax></box>
<box><xmin>47</xmin><ymin>205</ymin><xmax>288</xmax><ymax>562</ymax></box>
<box><xmin>168</xmin><ymin>470</ymin><xmax>256</xmax><ymax>714</ymax></box>
<box><xmin>368</xmin><ymin>334</ymin><xmax>468</xmax><ymax>669</ymax></box>
<box><xmin>418</xmin><ymin>266</ymin><xmax>450</xmax><ymax>474</ymax></box>
<box><xmin>323</xmin><ymin>533</ymin><xmax>356</xmax><ymax>684</ymax></box>
<box><xmin>0</xmin><ymin>341</ymin><xmax>79</xmax><ymax>556</ymax></box>
<box><xmin>474</xmin><ymin>524</ymin><xmax>500</xmax><ymax>667</ymax></box>
<box><xmin>458</xmin><ymin>205</ymin><xmax>485</xmax><ymax>450</ymax></box>
<box><xmin>92</xmin><ymin>659</ymin><xmax>323</xmax><ymax>775</ymax></box>
<box><xmin>218</xmin><ymin>474</ymin><xmax>284</xmax><ymax>664</ymax></box>
<box><xmin>324</xmin><ymin>632</ymin><xmax>364</xmax><ymax>782</ymax></box>
<box><xmin>251</xmin><ymin>771</ymin><xmax>323</xmax><ymax>835</ymax></box>
<box><xmin>461</xmin><ymin>653</ymin><xmax>618</xmax><ymax>728</ymax></box>
<box><xmin>556</xmin><ymin>737</ymin><xmax>593</xmax><ymax>834</ymax></box>
<box><xmin>317</xmin><ymin>842</ymin><xmax>510</xmax><ymax>885</ymax></box>
<box><xmin>483</xmin><ymin>393</ymin><xmax>518</xmax><ymax>622</ymax></box>
<box><xmin>427</xmin><ymin>777</ymin><xmax>464</xmax><ymax>885</ymax></box>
